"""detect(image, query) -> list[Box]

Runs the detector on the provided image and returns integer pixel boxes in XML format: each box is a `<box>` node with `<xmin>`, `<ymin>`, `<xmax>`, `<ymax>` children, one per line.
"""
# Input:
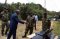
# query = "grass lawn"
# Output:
<box><xmin>52</xmin><ymin>21</ymin><xmax>60</xmax><ymax>35</ymax></box>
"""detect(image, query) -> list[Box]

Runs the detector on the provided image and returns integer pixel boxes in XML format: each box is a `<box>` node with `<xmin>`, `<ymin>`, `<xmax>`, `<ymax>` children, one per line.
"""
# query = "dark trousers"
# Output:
<box><xmin>1</xmin><ymin>21</ymin><xmax>9</xmax><ymax>36</ymax></box>
<box><xmin>34</xmin><ymin>21</ymin><xmax>36</xmax><ymax>30</ymax></box>
<box><xmin>24</xmin><ymin>27</ymin><xmax>33</xmax><ymax>36</ymax></box>
<box><xmin>33</xmin><ymin>21</ymin><xmax>36</xmax><ymax>30</ymax></box>
<box><xmin>7</xmin><ymin>29</ymin><xmax>16</xmax><ymax>39</ymax></box>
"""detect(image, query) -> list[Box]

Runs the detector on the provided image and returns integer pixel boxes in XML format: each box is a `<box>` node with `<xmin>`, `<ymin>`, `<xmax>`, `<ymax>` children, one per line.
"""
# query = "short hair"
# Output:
<box><xmin>15</xmin><ymin>10</ymin><xmax>20</xmax><ymax>12</ymax></box>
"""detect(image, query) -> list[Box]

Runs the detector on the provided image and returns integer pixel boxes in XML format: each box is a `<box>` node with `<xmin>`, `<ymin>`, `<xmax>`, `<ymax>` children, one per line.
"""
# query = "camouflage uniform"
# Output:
<box><xmin>1</xmin><ymin>11</ymin><xmax>9</xmax><ymax>36</ymax></box>
<box><xmin>22</xmin><ymin>14</ymin><xmax>35</xmax><ymax>38</ymax></box>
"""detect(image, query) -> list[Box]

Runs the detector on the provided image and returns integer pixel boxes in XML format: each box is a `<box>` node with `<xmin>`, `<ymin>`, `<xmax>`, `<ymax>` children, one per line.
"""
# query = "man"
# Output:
<box><xmin>22</xmin><ymin>13</ymin><xmax>35</xmax><ymax>38</ymax></box>
<box><xmin>31</xmin><ymin>19</ymin><xmax>53</xmax><ymax>39</ymax></box>
<box><xmin>7</xmin><ymin>10</ymin><xmax>25</xmax><ymax>39</ymax></box>
<box><xmin>34</xmin><ymin>14</ymin><xmax>38</xmax><ymax>30</ymax></box>
<box><xmin>1</xmin><ymin>8</ymin><xmax>9</xmax><ymax>36</ymax></box>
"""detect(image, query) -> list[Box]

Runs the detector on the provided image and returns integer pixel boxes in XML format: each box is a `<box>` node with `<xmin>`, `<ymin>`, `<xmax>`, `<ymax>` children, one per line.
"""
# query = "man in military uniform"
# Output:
<box><xmin>22</xmin><ymin>12</ymin><xmax>35</xmax><ymax>38</ymax></box>
<box><xmin>1</xmin><ymin>8</ymin><xmax>9</xmax><ymax>36</ymax></box>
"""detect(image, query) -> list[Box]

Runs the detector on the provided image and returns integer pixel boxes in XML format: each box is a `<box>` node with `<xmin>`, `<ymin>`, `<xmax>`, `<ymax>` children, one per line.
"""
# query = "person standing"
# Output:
<box><xmin>22</xmin><ymin>13</ymin><xmax>35</xmax><ymax>38</ymax></box>
<box><xmin>1</xmin><ymin>8</ymin><xmax>9</xmax><ymax>36</ymax></box>
<box><xmin>7</xmin><ymin>10</ymin><xmax>25</xmax><ymax>39</ymax></box>
<box><xmin>34</xmin><ymin>14</ymin><xmax>38</xmax><ymax>30</ymax></box>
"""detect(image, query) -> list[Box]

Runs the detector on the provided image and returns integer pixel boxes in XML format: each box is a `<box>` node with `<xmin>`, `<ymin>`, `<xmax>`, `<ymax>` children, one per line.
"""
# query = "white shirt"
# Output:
<box><xmin>34</xmin><ymin>15</ymin><xmax>38</xmax><ymax>21</ymax></box>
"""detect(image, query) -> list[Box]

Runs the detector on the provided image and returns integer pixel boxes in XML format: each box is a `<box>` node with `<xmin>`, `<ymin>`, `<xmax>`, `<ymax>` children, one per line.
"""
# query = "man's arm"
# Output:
<box><xmin>14</xmin><ymin>16</ymin><xmax>25</xmax><ymax>24</ymax></box>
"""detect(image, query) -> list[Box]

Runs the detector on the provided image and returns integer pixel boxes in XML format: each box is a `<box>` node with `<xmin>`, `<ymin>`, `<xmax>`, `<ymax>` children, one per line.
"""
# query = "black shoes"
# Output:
<box><xmin>22</xmin><ymin>36</ymin><xmax>26</xmax><ymax>38</ymax></box>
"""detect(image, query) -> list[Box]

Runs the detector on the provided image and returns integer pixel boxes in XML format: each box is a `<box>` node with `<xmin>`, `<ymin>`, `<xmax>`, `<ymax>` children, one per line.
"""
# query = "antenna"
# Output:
<box><xmin>44</xmin><ymin>0</ymin><xmax>46</xmax><ymax>9</ymax></box>
<box><xmin>5</xmin><ymin>0</ymin><xmax>7</xmax><ymax>5</ymax></box>
<box><xmin>44</xmin><ymin>0</ymin><xmax>47</xmax><ymax>13</ymax></box>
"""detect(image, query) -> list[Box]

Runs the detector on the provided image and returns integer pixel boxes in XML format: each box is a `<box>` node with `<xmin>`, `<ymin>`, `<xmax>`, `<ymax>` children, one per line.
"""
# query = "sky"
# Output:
<box><xmin>0</xmin><ymin>0</ymin><xmax>60</xmax><ymax>12</ymax></box>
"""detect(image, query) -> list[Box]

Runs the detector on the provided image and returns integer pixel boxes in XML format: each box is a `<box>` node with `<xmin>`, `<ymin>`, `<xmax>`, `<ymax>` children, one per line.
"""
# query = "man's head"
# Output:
<box><xmin>28</xmin><ymin>12</ymin><xmax>32</xmax><ymax>16</ymax></box>
<box><xmin>15</xmin><ymin>10</ymin><xmax>20</xmax><ymax>15</ymax></box>
<box><xmin>34</xmin><ymin>13</ymin><xmax>37</xmax><ymax>15</ymax></box>
<box><xmin>3</xmin><ymin>7</ymin><xmax>8</xmax><ymax>13</ymax></box>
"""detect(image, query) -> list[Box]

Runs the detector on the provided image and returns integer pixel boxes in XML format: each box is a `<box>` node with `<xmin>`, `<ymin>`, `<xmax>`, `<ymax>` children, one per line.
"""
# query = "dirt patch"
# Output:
<box><xmin>0</xmin><ymin>21</ymin><xmax>42</xmax><ymax>39</ymax></box>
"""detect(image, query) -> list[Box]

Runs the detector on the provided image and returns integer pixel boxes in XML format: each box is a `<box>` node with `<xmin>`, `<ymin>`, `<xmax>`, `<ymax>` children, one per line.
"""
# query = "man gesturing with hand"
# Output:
<box><xmin>7</xmin><ymin>10</ymin><xmax>25</xmax><ymax>39</ymax></box>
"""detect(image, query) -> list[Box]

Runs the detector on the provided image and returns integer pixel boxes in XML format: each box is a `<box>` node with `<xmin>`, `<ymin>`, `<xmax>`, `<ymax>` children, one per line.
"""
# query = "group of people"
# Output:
<box><xmin>0</xmin><ymin>7</ymin><xmax>38</xmax><ymax>39</ymax></box>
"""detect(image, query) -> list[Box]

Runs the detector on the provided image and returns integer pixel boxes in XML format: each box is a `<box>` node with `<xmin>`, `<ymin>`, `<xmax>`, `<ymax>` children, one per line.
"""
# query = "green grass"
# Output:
<box><xmin>0</xmin><ymin>20</ymin><xmax>1</xmax><ymax>27</ymax></box>
<box><xmin>53</xmin><ymin>21</ymin><xmax>60</xmax><ymax>35</ymax></box>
